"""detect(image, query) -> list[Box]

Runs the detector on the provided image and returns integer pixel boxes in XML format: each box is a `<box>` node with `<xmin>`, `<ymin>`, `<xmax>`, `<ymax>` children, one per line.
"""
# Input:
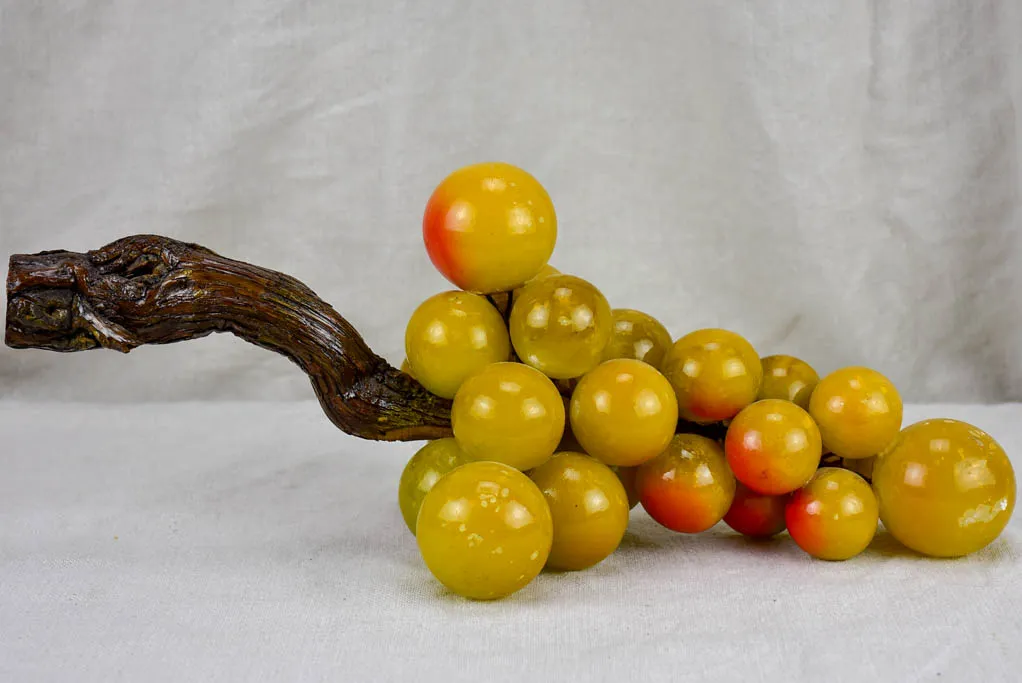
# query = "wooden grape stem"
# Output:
<box><xmin>5</xmin><ymin>234</ymin><xmax>727</xmax><ymax>446</ymax></box>
<box><xmin>5</xmin><ymin>234</ymin><xmax>452</xmax><ymax>441</ymax></box>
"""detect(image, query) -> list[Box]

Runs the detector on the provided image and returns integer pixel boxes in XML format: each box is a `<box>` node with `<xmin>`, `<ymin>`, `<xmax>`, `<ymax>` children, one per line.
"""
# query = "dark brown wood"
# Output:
<box><xmin>5</xmin><ymin>234</ymin><xmax>451</xmax><ymax>441</ymax></box>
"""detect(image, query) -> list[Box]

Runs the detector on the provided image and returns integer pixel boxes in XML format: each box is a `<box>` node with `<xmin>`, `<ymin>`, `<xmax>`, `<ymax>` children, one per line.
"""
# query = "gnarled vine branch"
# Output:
<box><xmin>5</xmin><ymin>234</ymin><xmax>451</xmax><ymax>441</ymax></box>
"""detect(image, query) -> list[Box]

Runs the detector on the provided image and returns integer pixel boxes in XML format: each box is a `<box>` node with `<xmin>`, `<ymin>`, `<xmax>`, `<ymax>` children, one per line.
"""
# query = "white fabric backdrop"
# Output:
<box><xmin>3</xmin><ymin>5</ymin><xmax>1022</xmax><ymax>682</ymax></box>
<box><xmin>1</xmin><ymin>401</ymin><xmax>1019</xmax><ymax>682</ymax></box>
<box><xmin>1</xmin><ymin>1</ymin><xmax>1020</xmax><ymax>402</ymax></box>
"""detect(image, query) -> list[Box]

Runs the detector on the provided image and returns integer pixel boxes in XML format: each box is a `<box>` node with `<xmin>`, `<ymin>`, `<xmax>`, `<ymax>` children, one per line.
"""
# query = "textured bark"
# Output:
<box><xmin>5</xmin><ymin>235</ymin><xmax>451</xmax><ymax>441</ymax></box>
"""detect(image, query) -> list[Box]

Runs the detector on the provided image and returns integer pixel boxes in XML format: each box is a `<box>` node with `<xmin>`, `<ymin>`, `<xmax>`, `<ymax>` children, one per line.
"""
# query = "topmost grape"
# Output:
<box><xmin>423</xmin><ymin>162</ymin><xmax>557</xmax><ymax>294</ymax></box>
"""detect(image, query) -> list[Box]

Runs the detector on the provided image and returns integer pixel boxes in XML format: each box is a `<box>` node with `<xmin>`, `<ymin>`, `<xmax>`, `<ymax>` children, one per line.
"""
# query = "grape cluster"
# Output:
<box><xmin>399</xmin><ymin>162</ymin><xmax>1017</xmax><ymax>600</ymax></box>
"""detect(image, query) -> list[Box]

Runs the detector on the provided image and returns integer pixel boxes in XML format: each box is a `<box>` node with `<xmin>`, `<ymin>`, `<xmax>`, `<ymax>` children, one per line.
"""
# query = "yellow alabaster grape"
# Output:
<box><xmin>569</xmin><ymin>359</ymin><xmax>679</xmax><ymax>467</ymax></box>
<box><xmin>808</xmin><ymin>367</ymin><xmax>902</xmax><ymax>460</ymax></box>
<box><xmin>660</xmin><ymin>328</ymin><xmax>763</xmax><ymax>424</ymax></box>
<box><xmin>423</xmin><ymin>162</ymin><xmax>557</xmax><ymax>294</ymax></box>
<box><xmin>404</xmin><ymin>291</ymin><xmax>510</xmax><ymax>399</ymax></box>
<box><xmin>451</xmin><ymin>362</ymin><xmax>565</xmax><ymax>470</ymax></box>
<box><xmin>529</xmin><ymin>452</ymin><xmax>630</xmax><ymax>570</ymax></box>
<box><xmin>397</xmin><ymin>438</ymin><xmax>471</xmax><ymax>533</ymax></box>
<box><xmin>601</xmin><ymin>309</ymin><xmax>673</xmax><ymax>367</ymax></box>
<box><xmin>416</xmin><ymin>462</ymin><xmax>553</xmax><ymax>600</ymax></box>
<box><xmin>509</xmin><ymin>274</ymin><xmax>613</xmax><ymax>379</ymax></box>
<box><xmin>758</xmin><ymin>355</ymin><xmax>819</xmax><ymax>410</ymax></box>
<box><xmin>400</xmin><ymin>358</ymin><xmax>414</xmax><ymax>377</ymax></box>
<box><xmin>873</xmin><ymin>419</ymin><xmax>1016</xmax><ymax>557</ymax></box>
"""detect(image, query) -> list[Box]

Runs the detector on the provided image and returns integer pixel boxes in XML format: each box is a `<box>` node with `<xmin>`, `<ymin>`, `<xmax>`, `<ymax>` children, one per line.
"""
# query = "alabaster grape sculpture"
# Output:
<box><xmin>4</xmin><ymin>161</ymin><xmax>1015</xmax><ymax>603</ymax></box>
<box><xmin>400</xmin><ymin>162</ymin><xmax>1016</xmax><ymax>599</ymax></box>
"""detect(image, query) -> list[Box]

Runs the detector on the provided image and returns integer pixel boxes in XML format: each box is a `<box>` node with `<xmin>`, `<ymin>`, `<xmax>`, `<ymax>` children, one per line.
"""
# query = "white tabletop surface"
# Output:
<box><xmin>1</xmin><ymin>401</ymin><xmax>1019</xmax><ymax>682</ymax></box>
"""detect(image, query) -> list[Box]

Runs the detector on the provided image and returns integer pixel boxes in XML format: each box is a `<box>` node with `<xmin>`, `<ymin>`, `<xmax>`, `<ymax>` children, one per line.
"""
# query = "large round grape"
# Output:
<box><xmin>786</xmin><ymin>468</ymin><xmax>878</xmax><ymax>561</ymax></box>
<box><xmin>397</xmin><ymin>438</ymin><xmax>471</xmax><ymax>533</ymax></box>
<box><xmin>423</xmin><ymin>162</ymin><xmax>556</xmax><ymax>294</ymax></box>
<box><xmin>528</xmin><ymin>452</ymin><xmax>630</xmax><ymax>571</ymax></box>
<box><xmin>569</xmin><ymin>359</ymin><xmax>678</xmax><ymax>467</ymax></box>
<box><xmin>660</xmin><ymin>329</ymin><xmax>762</xmax><ymax>423</ymax></box>
<box><xmin>417</xmin><ymin>462</ymin><xmax>552</xmax><ymax>600</ymax></box>
<box><xmin>601</xmin><ymin>309</ymin><xmax>673</xmax><ymax>368</ymax></box>
<box><xmin>404</xmin><ymin>291</ymin><xmax>510</xmax><ymax>399</ymax></box>
<box><xmin>809</xmin><ymin>367</ymin><xmax>902</xmax><ymax>460</ymax></box>
<box><xmin>873</xmin><ymin>419</ymin><xmax>1015</xmax><ymax>557</ymax></box>
<box><xmin>451</xmin><ymin>362</ymin><xmax>564</xmax><ymax>471</ymax></box>
<box><xmin>509</xmin><ymin>274</ymin><xmax>613</xmax><ymax>379</ymax></box>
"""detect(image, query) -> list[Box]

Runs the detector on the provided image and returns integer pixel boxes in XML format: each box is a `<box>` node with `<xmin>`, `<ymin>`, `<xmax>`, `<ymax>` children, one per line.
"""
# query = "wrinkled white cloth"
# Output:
<box><xmin>2</xmin><ymin>3</ymin><xmax>1022</xmax><ymax>680</ymax></box>
<box><xmin>1</xmin><ymin>1</ymin><xmax>1021</xmax><ymax>403</ymax></box>
<box><xmin>0</xmin><ymin>401</ymin><xmax>1019</xmax><ymax>682</ymax></box>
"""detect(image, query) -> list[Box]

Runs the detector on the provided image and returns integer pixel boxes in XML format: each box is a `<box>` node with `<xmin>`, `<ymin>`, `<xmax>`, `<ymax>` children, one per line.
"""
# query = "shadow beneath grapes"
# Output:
<box><xmin>616</xmin><ymin>530</ymin><xmax>664</xmax><ymax>550</ymax></box>
<box><xmin>702</xmin><ymin>530</ymin><xmax>806</xmax><ymax>561</ymax></box>
<box><xmin>865</xmin><ymin>529</ymin><xmax>1017</xmax><ymax>564</ymax></box>
<box><xmin>616</xmin><ymin>515</ymin><xmax>807</xmax><ymax>561</ymax></box>
<box><xmin>866</xmin><ymin>529</ymin><xmax>914</xmax><ymax>558</ymax></box>
<box><xmin>397</xmin><ymin>568</ymin><xmax>557</xmax><ymax>607</ymax></box>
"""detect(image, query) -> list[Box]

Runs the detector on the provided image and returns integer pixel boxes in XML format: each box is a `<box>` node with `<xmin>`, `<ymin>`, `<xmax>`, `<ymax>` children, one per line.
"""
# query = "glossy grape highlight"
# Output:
<box><xmin>398</xmin><ymin>438</ymin><xmax>472</xmax><ymax>533</ymax></box>
<box><xmin>725</xmin><ymin>399</ymin><xmax>822</xmax><ymax>495</ymax></box>
<box><xmin>423</xmin><ymin>162</ymin><xmax>557</xmax><ymax>294</ymax></box>
<box><xmin>660</xmin><ymin>328</ymin><xmax>762</xmax><ymax>423</ymax></box>
<box><xmin>809</xmin><ymin>367</ymin><xmax>903</xmax><ymax>460</ymax></box>
<box><xmin>451</xmin><ymin>362</ymin><xmax>564</xmax><ymax>471</ymax></box>
<box><xmin>873</xmin><ymin>419</ymin><xmax>1015</xmax><ymax>557</ymax></box>
<box><xmin>758</xmin><ymin>354</ymin><xmax>819</xmax><ymax>409</ymax></box>
<box><xmin>405</xmin><ymin>291</ymin><xmax>510</xmax><ymax>399</ymax></box>
<box><xmin>786</xmin><ymin>468</ymin><xmax>879</xmax><ymax>561</ymax></box>
<box><xmin>510</xmin><ymin>274</ymin><xmax>613</xmax><ymax>379</ymax></box>
<box><xmin>637</xmin><ymin>434</ymin><xmax>736</xmax><ymax>533</ymax></box>
<box><xmin>529</xmin><ymin>453</ymin><xmax>630</xmax><ymax>570</ymax></box>
<box><xmin>417</xmin><ymin>462</ymin><xmax>553</xmax><ymax>599</ymax></box>
<box><xmin>569</xmin><ymin>359</ymin><xmax>679</xmax><ymax>467</ymax></box>
<box><xmin>601</xmin><ymin>309</ymin><xmax>673</xmax><ymax>367</ymax></box>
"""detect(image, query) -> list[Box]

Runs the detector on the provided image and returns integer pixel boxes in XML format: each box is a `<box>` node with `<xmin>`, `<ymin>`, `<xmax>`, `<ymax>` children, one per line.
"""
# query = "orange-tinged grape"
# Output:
<box><xmin>569</xmin><ymin>359</ymin><xmax>678</xmax><ymax>467</ymax></box>
<box><xmin>808</xmin><ymin>367</ymin><xmax>903</xmax><ymax>460</ymax></box>
<box><xmin>512</xmin><ymin>264</ymin><xmax>560</xmax><ymax>306</ymax></box>
<box><xmin>405</xmin><ymin>291</ymin><xmax>510</xmax><ymax>399</ymax></box>
<box><xmin>423</xmin><ymin>162</ymin><xmax>557</xmax><ymax>294</ymax></box>
<box><xmin>397</xmin><ymin>438</ymin><xmax>471</xmax><ymax>533</ymax></box>
<box><xmin>724</xmin><ymin>399</ymin><xmax>822</xmax><ymax>495</ymax></box>
<box><xmin>416</xmin><ymin>462</ymin><xmax>552</xmax><ymax>600</ymax></box>
<box><xmin>610</xmin><ymin>465</ymin><xmax>641</xmax><ymax>509</ymax></box>
<box><xmin>528</xmin><ymin>452</ymin><xmax>630</xmax><ymax>570</ymax></box>
<box><xmin>451</xmin><ymin>362</ymin><xmax>564</xmax><ymax>470</ymax></box>
<box><xmin>660</xmin><ymin>328</ymin><xmax>762</xmax><ymax>424</ymax></box>
<box><xmin>602</xmin><ymin>309</ymin><xmax>673</xmax><ymax>367</ymax></box>
<box><xmin>723</xmin><ymin>482</ymin><xmax>788</xmax><ymax>538</ymax></box>
<box><xmin>873</xmin><ymin>419</ymin><xmax>1016</xmax><ymax>558</ymax></box>
<box><xmin>786</xmin><ymin>468</ymin><xmax>878</xmax><ymax>561</ymax></box>
<box><xmin>636</xmin><ymin>434</ymin><xmax>736</xmax><ymax>533</ymax></box>
<box><xmin>758</xmin><ymin>355</ymin><xmax>819</xmax><ymax>410</ymax></box>
<box><xmin>509</xmin><ymin>274</ymin><xmax>613</xmax><ymax>379</ymax></box>
<box><xmin>400</xmin><ymin>358</ymin><xmax>414</xmax><ymax>377</ymax></box>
